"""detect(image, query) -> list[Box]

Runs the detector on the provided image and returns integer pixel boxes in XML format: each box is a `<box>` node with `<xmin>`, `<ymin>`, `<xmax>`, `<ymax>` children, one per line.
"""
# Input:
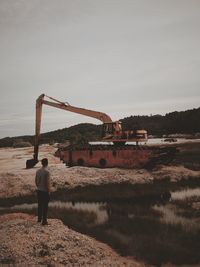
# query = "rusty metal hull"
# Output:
<box><xmin>55</xmin><ymin>145</ymin><xmax>159</xmax><ymax>169</ymax></box>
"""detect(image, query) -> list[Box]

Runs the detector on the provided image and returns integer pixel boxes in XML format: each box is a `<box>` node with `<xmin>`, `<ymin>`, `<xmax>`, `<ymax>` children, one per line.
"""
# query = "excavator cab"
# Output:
<box><xmin>102</xmin><ymin>121</ymin><xmax>122</xmax><ymax>139</ymax></box>
<box><xmin>102</xmin><ymin>123</ymin><xmax>114</xmax><ymax>136</ymax></box>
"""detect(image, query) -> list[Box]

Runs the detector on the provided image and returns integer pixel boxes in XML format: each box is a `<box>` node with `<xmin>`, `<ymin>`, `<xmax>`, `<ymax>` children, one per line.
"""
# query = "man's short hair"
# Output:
<box><xmin>41</xmin><ymin>158</ymin><xmax>48</xmax><ymax>167</ymax></box>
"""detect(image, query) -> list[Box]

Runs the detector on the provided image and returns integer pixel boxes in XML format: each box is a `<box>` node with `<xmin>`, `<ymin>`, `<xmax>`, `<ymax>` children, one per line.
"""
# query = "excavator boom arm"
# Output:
<box><xmin>26</xmin><ymin>94</ymin><xmax>113</xmax><ymax>168</ymax></box>
<box><xmin>42</xmin><ymin>100</ymin><xmax>112</xmax><ymax>123</ymax></box>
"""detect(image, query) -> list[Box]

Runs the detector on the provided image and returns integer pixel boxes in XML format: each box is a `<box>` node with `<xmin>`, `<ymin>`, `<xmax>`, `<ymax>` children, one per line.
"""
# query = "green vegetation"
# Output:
<box><xmin>0</xmin><ymin>107</ymin><xmax>199</xmax><ymax>147</ymax></box>
<box><xmin>121</xmin><ymin>107</ymin><xmax>200</xmax><ymax>135</ymax></box>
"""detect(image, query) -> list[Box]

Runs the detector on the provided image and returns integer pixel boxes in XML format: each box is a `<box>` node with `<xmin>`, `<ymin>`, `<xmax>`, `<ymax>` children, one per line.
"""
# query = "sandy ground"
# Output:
<box><xmin>0</xmin><ymin>144</ymin><xmax>200</xmax><ymax>199</ymax></box>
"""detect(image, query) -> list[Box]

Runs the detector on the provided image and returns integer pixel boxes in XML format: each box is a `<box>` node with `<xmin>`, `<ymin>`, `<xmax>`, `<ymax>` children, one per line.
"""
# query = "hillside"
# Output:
<box><xmin>121</xmin><ymin>107</ymin><xmax>200</xmax><ymax>135</ymax></box>
<box><xmin>0</xmin><ymin>107</ymin><xmax>199</xmax><ymax>147</ymax></box>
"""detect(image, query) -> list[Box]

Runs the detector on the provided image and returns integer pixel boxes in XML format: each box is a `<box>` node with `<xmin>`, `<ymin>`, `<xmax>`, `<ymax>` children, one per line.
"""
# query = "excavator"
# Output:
<box><xmin>26</xmin><ymin>94</ymin><xmax>148</xmax><ymax>168</ymax></box>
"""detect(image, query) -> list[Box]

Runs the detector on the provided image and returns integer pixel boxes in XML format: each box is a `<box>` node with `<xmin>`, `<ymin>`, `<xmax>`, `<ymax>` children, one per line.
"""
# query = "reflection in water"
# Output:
<box><xmin>51</xmin><ymin>201</ymin><xmax>108</xmax><ymax>225</ymax></box>
<box><xmin>171</xmin><ymin>188</ymin><xmax>200</xmax><ymax>201</ymax></box>
<box><xmin>7</xmin><ymin>201</ymin><xmax>108</xmax><ymax>225</ymax></box>
<box><xmin>1</xmin><ymin>188</ymin><xmax>200</xmax><ymax>266</ymax></box>
<box><xmin>153</xmin><ymin>204</ymin><xmax>200</xmax><ymax>231</ymax></box>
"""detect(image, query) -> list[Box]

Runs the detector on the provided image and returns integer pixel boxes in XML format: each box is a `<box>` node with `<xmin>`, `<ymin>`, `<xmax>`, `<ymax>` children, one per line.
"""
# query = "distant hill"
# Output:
<box><xmin>0</xmin><ymin>123</ymin><xmax>100</xmax><ymax>148</ymax></box>
<box><xmin>121</xmin><ymin>107</ymin><xmax>200</xmax><ymax>136</ymax></box>
<box><xmin>0</xmin><ymin>107</ymin><xmax>199</xmax><ymax>147</ymax></box>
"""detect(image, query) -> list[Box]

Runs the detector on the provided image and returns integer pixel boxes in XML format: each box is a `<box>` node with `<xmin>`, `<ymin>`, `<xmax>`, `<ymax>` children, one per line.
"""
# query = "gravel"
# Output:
<box><xmin>0</xmin><ymin>213</ymin><xmax>143</xmax><ymax>267</ymax></box>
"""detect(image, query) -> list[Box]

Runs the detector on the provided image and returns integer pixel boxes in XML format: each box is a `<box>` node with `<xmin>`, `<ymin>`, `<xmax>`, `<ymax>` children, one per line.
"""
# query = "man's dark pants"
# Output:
<box><xmin>37</xmin><ymin>190</ymin><xmax>49</xmax><ymax>224</ymax></box>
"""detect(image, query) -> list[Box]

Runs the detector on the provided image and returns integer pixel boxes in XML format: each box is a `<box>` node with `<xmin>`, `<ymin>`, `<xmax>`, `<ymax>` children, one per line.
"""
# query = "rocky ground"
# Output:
<box><xmin>0</xmin><ymin>213</ymin><xmax>142</xmax><ymax>267</ymax></box>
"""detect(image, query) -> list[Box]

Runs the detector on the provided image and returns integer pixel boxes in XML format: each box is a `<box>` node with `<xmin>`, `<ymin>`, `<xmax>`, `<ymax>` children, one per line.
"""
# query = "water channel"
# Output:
<box><xmin>1</xmin><ymin>187</ymin><xmax>200</xmax><ymax>266</ymax></box>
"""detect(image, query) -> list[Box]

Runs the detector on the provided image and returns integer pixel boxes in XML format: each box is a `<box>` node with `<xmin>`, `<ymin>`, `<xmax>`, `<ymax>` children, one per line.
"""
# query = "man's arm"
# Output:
<box><xmin>47</xmin><ymin>173</ymin><xmax>51</xmax><ymax>195</ymax></box>
<box><xmin>35</xmin><ymin>173</ymin><xmax>38</xmax><ymax>187</ymax></box>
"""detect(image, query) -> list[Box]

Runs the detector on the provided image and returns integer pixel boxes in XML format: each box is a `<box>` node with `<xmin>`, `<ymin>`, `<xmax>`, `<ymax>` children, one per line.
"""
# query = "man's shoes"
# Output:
<box><xmin>42</xmin><ymin>221</ymin><xmax>48</xmax><ymax>225</ymax></box>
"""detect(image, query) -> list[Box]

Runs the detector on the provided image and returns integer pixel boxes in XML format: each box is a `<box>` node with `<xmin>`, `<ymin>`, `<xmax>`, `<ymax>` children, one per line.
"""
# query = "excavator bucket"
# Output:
<box><xmin>26</xmin><ymin>159</ymin><xmax>38</xmax><ymax>169</ymax></box>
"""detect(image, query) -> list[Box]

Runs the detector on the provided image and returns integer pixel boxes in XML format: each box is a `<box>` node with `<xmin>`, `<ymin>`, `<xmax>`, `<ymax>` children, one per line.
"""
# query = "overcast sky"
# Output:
<box><xmin>0</xmin><ymin>0</ymin><xmax>200</xmax><ymax>138</ymax></box>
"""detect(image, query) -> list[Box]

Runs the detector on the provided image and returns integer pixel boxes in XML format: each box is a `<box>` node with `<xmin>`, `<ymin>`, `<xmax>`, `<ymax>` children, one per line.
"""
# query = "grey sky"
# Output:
<box><xmin>0</xmin><ymin>0</ymin><xmax>200</xmax><ymax>138</ymax></box>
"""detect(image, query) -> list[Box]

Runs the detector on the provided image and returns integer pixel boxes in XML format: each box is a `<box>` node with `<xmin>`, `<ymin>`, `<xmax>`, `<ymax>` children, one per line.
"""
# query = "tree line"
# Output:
<box><xmin>0</xmin><ymin>107</ymin><xmax>199</xmax><ymax>147</ymax></box>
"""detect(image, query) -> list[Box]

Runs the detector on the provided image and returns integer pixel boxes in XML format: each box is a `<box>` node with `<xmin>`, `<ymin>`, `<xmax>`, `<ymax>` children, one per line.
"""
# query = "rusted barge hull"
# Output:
<box><xmin>55</xmin><ymin>145</ymin><xmax>177</xmax><ymax>169</ymax></box>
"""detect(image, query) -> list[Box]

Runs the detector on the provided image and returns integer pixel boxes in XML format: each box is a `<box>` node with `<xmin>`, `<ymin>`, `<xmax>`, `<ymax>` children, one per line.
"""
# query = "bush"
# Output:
<box><xmin>13</xmin><ymin>141</ymin><xmax>32</xmax><ymax>148</ymax></box>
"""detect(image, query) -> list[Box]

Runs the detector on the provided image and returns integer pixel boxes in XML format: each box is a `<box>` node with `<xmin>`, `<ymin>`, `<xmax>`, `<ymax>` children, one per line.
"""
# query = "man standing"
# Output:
<box><xmin>35</xmin><ymin>158</ymin><xmax>50</xmax><ymax>225</ymax></box>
